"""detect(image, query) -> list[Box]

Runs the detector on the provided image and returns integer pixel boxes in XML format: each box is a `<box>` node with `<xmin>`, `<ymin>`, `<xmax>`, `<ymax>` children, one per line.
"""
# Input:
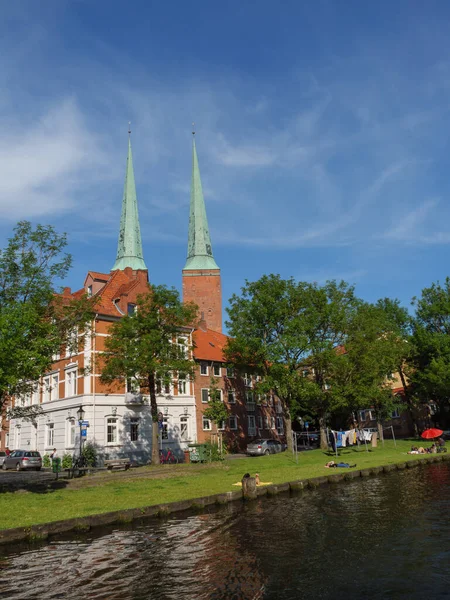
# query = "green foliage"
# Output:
<box><xmin>101</xmin><ymin>285</ymin><xmax>198</xmax><ymax>464</ymax></box>
<box><xmin>409</xmin><ymin>278</ymin><xmax>450</xmax><ymax>425</ymax></box>
<box><xmin>61</xmin><ymin>453</ymin><xmax>73</xmax><ymax>469</ymax></box>
<box><xmin>0</xmin><ymin>221</ymin><xmax>95</xmax><ymax>412</ymax></box>
<box><xmin>42</xmin><ymin>454</ymin><xmax>51</xmax><ymax>468</ymax></box>
<box><xmin>203</xmin><ymin>377</ymin><xmax>229</xmax><ymax>426</ymax></box>
<box><xmin>203</xmin><ymin>440</ymin><xmax>224</xmax><ymax>462</ymax></box>
<box><xmin>82</xmin><ymin>442</ymin><xmax>97</xmax><ymax>467</ymax></box>
<box><xmin>225</xmin><ymin>275</ymin><xmax>360</xmax><ymax>447</ymax></box>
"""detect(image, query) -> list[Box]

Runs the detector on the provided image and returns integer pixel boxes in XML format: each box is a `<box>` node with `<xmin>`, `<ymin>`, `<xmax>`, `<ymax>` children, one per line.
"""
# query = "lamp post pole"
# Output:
<box><xmin>76</xmin><ymin>405</ymin><xmax>85</xmax><ymax>460</ymax></box>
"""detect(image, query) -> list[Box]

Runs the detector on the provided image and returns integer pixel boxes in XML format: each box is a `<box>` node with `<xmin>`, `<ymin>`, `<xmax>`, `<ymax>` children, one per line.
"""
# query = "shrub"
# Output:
<box><xmin>42</xmin><ymin>454</ymin><xmax>51</xmax><ymax>468</ymax></box>
<box><xmin>82</xmin><ymin>442</ymin><xmax>97</xmax><ymax>467</ymax></box>
<box><xmin>62</xmin><ymin>453</ymin><xmax>73</xmax><ymax>469</ymax></box>
<box><xmin>203</xmin><ymin>440</ymin><xmax>224</xmax><ymax>462</ymax></box>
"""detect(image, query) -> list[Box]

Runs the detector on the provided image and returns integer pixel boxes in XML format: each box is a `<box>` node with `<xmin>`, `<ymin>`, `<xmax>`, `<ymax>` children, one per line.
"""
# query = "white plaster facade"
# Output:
<box><xmin>9</xmin><ymin>390</ymin><xmax>198</xmax><ymax>464</ymax></box>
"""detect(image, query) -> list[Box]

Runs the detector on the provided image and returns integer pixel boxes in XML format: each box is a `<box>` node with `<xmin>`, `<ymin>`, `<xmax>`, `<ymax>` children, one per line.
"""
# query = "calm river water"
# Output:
<box><xmin>1</xmin><ymin>463</ymin><xmax>449</xmax><ymax>600</ymax></box>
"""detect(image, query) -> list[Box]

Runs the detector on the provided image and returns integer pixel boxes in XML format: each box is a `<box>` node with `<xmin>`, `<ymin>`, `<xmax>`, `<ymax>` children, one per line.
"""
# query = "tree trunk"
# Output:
<box><xmin>398</xmin><ymin>367</ymin><xmax>419</xmax><ymax>437</ymax></box>
<box><xmin>149</xmin><ymin>373</ymin><xmax>160</xmax><ymax>465</ymax></box>
<box><xmin>285</xmin><ymin>412</ymin><xmax>293</xmax><ymax>452</ymax></box>
<box><xmin>319</xmin><ymin>416</ymin><xmax>328</xmax><ymax>450</ymax></box>
<box><xmin>377</xmin><ymin>420</ymin><xmax>384</xmax><ymax>442</ymax></box>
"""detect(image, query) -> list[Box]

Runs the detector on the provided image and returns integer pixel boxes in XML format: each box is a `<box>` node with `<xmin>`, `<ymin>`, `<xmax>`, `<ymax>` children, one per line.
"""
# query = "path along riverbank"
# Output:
<box><xmin>1</xmin><ymin>440</ymin><xmax>449</xmax><ymax>545</ymax></box>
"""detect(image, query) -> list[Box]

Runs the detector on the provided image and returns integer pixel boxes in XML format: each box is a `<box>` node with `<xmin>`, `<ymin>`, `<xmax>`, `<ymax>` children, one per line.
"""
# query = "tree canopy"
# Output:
<box><xmin>0</xmin><ymin>221</ymin><xmax>94</xmax><ymax>419</ymax></box>
<box><xmin>101</xmin><ymin>285</ymin><xmax>198</xmax><ymax>464</ymax></box>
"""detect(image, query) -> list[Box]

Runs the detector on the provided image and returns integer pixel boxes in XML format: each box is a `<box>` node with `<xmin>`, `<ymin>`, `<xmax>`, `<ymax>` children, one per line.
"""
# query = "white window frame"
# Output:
<box><xmin>15</xmin><ymin>424</ymin><xmax>21</xmax><ymax>449</ymax></box>
<box><xmin>264</xmin><ymin>416</ymin><xmax>270</xmax><ymax>430</ymax></box>
<box><xmin>248</xmin><ymin>415</ymin><xmax>256</xmax><ymax>436</ymax></box>
<box><xmin>271</xmin><ymin>416</ymin><xmax>276</xmax><ymax>430</ymax></box>
<box><xmin>65</xmin><ymin>367</ymin><xmax>77</xmax><ymax>398</ymax></box>
<box><xmin>200</xmin><ymin>362</ymin><xmax>209</xmax><ymax>376</ymax></box>
<box><xmin>178</xmin><ymin>375</ymin><xmax>187</xmax><ymax>395</ymax></box>
<box><xmin>245</xmin><ymin>390</ymin><xmax>255</xmax><ymax>412</ymax></box>
<box><xmin>106</xmin><ymin>417</ymin><xmax>119</xmax><ymax>445</ymax></box>
<box><xmin>229</xmin><ymin>415</ymin><xmax>238</xmax><ymax>430</ymax></box>
<box><xmin>243</xmin><ymin>373</ymin><xmax>253</xmax><ymax>388</ymax></box>
<box><xmin>212</xmin><ymin>363</ymin><xmax>221</xmax><ymax>377</ymax></box>
<box><xmin>202</xmin><ymin>416</ymin><xmax>211</xmax><ymax>431</ymax></box>
<box><xmin>391</xmin><ymin>408</ymin><xmax>400</xmax><ymax>419</ymax></box>
<box><xmin>257</xmin><ymin>416</ymin><xmax>263</xmax><ymax>430</ymax></box>
<box><xmin>180</xmin><ymin>416</ymin><xmax>189</xmax><ymax>441</ymax></box>
<box><xmin>226</xmin><ymin>367</ymin><xmax>234</xmax><ymax>378</ymax></box>
<box><xmin>201</xmin><ymin>388</ymin><xmax>209</xmax><ymax>403</ymax></box>
<box><xmin>218</xmin><ymin>419</ymin><xmax>226</xmax><ymax>431</ymax></box>
<box><xmin>66</xmin><ymin>418</ymin><xmax>76</xmax><ymax>448</ymax></box>
<box><xmin>130</xmin><ymin>417</ymin><xmax>140</xmax><ymax>442</ymax></box>
<box><xmin>276</xmin><ymin>416</ymin><xmax>284</xmax><ymax>434</ymax></box>
<box><xmin>161</xmin><ymin>417</ymin><xmax>169</xmax><ymax>440</ymax></box>
<box><xmin>227</xmin><ymin>390</ymin><xmax>236</xmax><ymax>404</ymax></box>
<box><xmin>46</xmin><ymin>423</ymin><xmax>54</xmax><ymax>448</ymax></box>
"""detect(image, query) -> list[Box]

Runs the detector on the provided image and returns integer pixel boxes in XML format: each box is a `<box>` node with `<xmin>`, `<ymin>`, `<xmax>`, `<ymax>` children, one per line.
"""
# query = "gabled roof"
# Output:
<box><xmin>87</xmin><ymin>271</ymin><xmax>109</xmax><ymax>281</ymax></box>
<box><xmin>193</xmin><ymin>327</ymin><xmax>229</xmax><ymax>362</ymax></box>
<box><xmin>63</xmin><ymin>268</ymin><xmax>149</xmax><ymax>318</ymax></box>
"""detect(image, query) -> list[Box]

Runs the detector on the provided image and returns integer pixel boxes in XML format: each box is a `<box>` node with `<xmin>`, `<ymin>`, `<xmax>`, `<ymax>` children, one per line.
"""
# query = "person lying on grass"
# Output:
<box><xmin>325</xmin><ymin>461</ymin><xmax>356</xmax><ymax>468</ymax></box>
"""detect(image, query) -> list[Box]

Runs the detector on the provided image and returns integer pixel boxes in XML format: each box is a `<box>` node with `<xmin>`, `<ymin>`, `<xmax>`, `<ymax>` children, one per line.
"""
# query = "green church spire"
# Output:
<box><xmin>184</xmin><ymin>135</ymin><xmax>219</xmax><ymax>271</ymax></box>
<box><xmin>112</xmin><ymin>129</ymin><xmax>147</xmax><ymax>272</ymax></box>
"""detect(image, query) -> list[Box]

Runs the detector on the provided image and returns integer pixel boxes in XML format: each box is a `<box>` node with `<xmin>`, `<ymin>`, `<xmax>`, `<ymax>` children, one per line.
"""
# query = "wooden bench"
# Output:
<box><xmin>104</xmin><ymin>458</ymin><xmax>131</xmax><ymax>471</ymax></box>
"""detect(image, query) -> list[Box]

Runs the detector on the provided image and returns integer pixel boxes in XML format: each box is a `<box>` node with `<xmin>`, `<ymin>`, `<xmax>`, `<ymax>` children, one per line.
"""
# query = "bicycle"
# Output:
<box><xmin>159</xmin><ymin>448</ymin><xmax>178</xmax><ymax>464</ymax></box>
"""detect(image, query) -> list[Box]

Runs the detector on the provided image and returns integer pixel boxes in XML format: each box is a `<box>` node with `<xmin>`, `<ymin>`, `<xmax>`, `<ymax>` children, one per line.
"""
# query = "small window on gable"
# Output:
<box><xmin>127</xmin><ymin>303</ymin><xmax>136</xmax><ymax>316</ymax></box>
<box><xmin>87</xmin><ymin>285</ymin><xmax>93</xmax><ymax>297</ymax></box>
<box><xmin>200</xmin><ymin>362</ymin><xmax>208</xmax><ymax>376</ymax></box>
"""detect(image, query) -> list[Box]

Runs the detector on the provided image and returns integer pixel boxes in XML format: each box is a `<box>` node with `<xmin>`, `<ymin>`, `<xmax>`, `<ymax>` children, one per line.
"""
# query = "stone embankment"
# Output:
<box><xmin>1</xmin><ymin>454</ymin><xmax>449</xmax><ymax>545</ymax></box>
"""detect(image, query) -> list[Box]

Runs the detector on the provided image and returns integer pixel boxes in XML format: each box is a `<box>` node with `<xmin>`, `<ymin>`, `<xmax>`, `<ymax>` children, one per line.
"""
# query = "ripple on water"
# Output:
<box><xmin>0</xmin><ymin>464</ymin><xmax>449</xmax><ymax>600</ymax></box>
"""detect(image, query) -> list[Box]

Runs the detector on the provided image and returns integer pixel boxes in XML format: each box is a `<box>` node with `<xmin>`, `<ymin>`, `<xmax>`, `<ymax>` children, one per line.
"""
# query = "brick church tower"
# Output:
<box><xmin>182</xmin><ymin>134</ymin><xmax>222</xmax><ymax>332</ymax></box>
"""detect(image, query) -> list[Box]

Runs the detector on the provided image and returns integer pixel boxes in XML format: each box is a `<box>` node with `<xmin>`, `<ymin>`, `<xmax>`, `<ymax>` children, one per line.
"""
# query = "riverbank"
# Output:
<box><xmin>1</xmin><ymin>440</ymin><xmax>448</xmax><ymax>543</ymax></box>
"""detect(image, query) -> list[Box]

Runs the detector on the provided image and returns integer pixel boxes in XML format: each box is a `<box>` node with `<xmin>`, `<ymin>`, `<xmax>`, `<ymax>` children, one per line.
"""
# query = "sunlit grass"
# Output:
<box><xmin>0</xmin><ymin>440</ymin><xmax>435</xmax><ymax>530</ymax></box>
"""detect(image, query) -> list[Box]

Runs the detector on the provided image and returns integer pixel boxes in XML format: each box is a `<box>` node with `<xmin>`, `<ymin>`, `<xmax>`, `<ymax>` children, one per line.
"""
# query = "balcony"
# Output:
<box><xmin>125</xmin><ymin>392</ymin><xmax>145</xmax><ymax>404</ymax></box>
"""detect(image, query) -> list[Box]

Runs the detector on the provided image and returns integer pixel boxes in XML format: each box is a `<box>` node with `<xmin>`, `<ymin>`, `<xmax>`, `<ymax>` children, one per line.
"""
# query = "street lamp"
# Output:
<box><xmin>76</xmin><ymin>405</ymin><xmax>85</xmax><ymax>459</ymax></box>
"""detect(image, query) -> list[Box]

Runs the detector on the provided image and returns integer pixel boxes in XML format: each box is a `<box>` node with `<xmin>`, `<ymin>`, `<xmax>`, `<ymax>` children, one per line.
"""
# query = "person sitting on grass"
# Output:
<box><xmin>325</xmin><ymin>461</ymin><xmax>356</xmax><ymax>468</ymax></box>
<box><xmin>408</xmin><ymin>446</ymin><xmax>420</xmax><ymax>454</ymax></box>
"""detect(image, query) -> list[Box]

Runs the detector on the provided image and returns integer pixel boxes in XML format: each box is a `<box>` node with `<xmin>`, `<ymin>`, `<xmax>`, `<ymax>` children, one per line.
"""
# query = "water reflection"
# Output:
<box><xmin>1</xmin><ymin>464</ymin><xmax>449</xmax><ymax>600</ymax></box>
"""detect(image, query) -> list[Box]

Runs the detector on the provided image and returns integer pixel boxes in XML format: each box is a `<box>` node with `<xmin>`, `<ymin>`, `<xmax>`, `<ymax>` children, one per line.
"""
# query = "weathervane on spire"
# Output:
<box><xmin>192</xmin><ymin>122</ymin><xmax>195</xmax><ymax>136</ymax></box>
<box><xmin>128</xmin><ymin>121</ymin><xmax>131</xmax><ymax>137</ymax></box>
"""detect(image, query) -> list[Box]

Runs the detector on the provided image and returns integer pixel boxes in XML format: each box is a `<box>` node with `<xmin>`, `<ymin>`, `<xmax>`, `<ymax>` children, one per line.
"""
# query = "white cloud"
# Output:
<box><xmin>0</xmin><ymin>98</ymin><xmax>108</xmax><ymax>220</ymax></box>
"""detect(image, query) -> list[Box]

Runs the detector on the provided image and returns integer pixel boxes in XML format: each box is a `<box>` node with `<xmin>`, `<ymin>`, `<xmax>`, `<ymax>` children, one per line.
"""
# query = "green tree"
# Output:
<box><xmin>409</xmin><ymin>278</ymin><xmax>450</xmax><ymax>428</ymax></box>
<box><xmin>225</xmin><ymin>275</ymin><xmax>360</xmax><ymax>450</ymax></box>
<box><xmin>333</xmin><ymin>302</ymin><xmax>406</xmax><ymax>440</ymax></box>
<box><xmin>202</xmin><ymin>376</ymin><xmax>229</xmax><ymax>435</ymax></box>
<box><xmin>100</xmin><ymin>286</ymin><xmax>198</xmax><ymax>465</ymax></box>
<box><xmin>0</xmin><ymin>221</ymin><xmax>94</xmax><ymax>418</ymax></box>
<box><xmin>375</xmin><ymin>298</ymin><xmax>417</xmax><ymax>434</ymax></box>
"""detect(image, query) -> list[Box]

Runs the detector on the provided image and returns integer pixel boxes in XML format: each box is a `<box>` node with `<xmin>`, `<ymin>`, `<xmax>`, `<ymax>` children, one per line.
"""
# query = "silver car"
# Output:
<box><xmin>2</xmin><ymin>450</ymin><xmax>42</xmax><ymax>471</ymax></box>
<box><xmin>246</xmin><ymin>439</ymin><xmax>284</xmax><ymax>456</ymax></box>
<box><xmin>0</xmin><ymin>451</ymin><xmax>6</xmax><ymax>467</ymax></box>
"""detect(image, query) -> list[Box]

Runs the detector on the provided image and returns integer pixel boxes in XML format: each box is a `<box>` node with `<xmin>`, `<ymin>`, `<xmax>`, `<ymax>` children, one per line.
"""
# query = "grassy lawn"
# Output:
<box><xmin>0</xmin><ymin>440</ymin><xmax>434</xmax><ymax>530</ymax></box>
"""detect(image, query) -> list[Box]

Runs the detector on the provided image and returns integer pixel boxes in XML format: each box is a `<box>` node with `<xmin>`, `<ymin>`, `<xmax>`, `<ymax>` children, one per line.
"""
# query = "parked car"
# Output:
<box><xmin>0</xmin><ymin>451</ymin><xmax>6</xmax><ymax>467</ymax></box>
<box><xmin>246</xmin><ymin>439</ymin><xmax>284</xmax><ymax>456</ymax></box>
<box><xmin>296</xmin><ymin>431</ymin><xmax>319</xmax><ymax>448</ymax></box>
<box><xmin>2</xmin><ymin>450</ymin><xmax>42</xmax><ymax>471</ymax></box>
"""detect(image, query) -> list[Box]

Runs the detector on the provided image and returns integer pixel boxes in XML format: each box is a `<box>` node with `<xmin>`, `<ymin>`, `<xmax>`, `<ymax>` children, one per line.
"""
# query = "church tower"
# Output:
<box><xmin>182</xmin><ymin>133</ymin><xmax>222</xmax><ymax>332</ymax></box>
<box><xmin>112</xmin><ymin>128</ymin><xmax>148</xmax><ymax>274</ymax></box>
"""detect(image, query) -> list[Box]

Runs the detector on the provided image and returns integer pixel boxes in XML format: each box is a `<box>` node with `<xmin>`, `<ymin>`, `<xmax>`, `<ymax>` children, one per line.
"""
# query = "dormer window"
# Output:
<box><xmin>87</xmin><ymin>285</ymin><xmax>93</xmax><ymax>297</ymax></box>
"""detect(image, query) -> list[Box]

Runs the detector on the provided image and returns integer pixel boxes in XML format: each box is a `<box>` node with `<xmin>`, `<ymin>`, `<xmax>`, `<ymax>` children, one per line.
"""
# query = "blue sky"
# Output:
<box><xmin>1</xmin><ymin>0</ymin><xmax>450</xmax><ymax>321</ymax></box>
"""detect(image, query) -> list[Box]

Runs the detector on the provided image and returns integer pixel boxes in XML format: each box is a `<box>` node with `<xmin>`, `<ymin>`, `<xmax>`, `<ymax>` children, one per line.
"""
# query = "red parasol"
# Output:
<box><xmin>421</xmin><ymin>428</ymin><xmax>443</xmax><ymax>439</ymax></box>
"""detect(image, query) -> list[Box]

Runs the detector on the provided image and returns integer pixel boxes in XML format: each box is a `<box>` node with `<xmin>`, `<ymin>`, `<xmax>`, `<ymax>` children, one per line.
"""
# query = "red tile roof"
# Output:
<box><xmin>62</xmin><ymin>269</ymin><xmax>149</xmax><ymax>317</ymax></box>
<box><xmin>87</xmin><ymin>271</ymin><xmax>110</xmax><ymax>281</ymax></box>
<box><xmin>193</xmin><ymin>328</ymin><xmax>230</xmax><ymax>362</ymax></box>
